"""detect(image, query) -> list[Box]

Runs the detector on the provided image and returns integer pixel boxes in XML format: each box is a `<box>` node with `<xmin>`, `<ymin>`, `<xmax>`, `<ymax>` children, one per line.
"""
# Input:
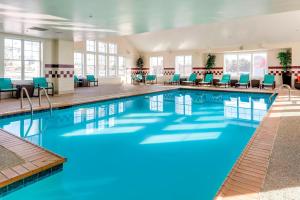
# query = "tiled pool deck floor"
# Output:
<box><xmin>0</xmin><ymin>129</ymin><xmax>65</xmax><ymax>196</ymax></box>
<box><xmin>0</xmin><ymin>83</ymin><xmax>299</xmax><ymax>199</ymax></box>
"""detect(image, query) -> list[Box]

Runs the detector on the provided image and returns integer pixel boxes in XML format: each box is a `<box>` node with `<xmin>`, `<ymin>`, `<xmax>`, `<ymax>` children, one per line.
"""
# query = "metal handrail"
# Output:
<box><xmin>269</xmin><ymin>84</ymin><xmax>291</xmax><ymax>102</ymax></box>
<box><xmin>39</xmin><ymin>87</ymin><xmax>53</xmax><ymax>113</ymax></box>
<box><xmin>20</xmin><ymin>87</ymin><xmax>33</xmax><ymax>116</ymax></box>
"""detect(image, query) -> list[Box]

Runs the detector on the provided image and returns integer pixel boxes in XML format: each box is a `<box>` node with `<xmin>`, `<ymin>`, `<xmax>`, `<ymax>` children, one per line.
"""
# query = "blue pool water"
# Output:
<box><xmin>0</xmin><ymin>89</ymin><xmax>273</xmax><ymax>200</ymax></box>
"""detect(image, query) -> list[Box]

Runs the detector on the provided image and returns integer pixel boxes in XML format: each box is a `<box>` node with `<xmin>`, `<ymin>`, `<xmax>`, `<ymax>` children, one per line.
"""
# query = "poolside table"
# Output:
<box><xmin>251</xmin><ymin>79</ymin><xmax>260</xmax><ymax>88</ymax></box>
<box><xmin>16</xmin><ymin>84</ymin><xmax>34</xmax><ymax>98</ymax></box>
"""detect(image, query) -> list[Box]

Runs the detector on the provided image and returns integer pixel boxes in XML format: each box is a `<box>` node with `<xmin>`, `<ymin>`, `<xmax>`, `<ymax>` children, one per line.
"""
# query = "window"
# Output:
<box><xmin>224</xmin><ymin>54</ymin><xmax>238</xmax><ymax>76</ymax></box>
<box><xmin>24</xmin><ymin>41</ymin><xmax>41</xmax><ymax>80</ymax></box>
<box><xmin>4</xmin><ymin>38</ymin><xmax>41</xmax><ymax>80</ymax></box>
<box><xmin>98</xmin><ymin>55</ymin><xmax>106</xmax><ymax>77</ymax></box>
<box><xmin>98</xmin><ymin>42</ymin><xmax>107</xmax><ymax>54</ymax></box>
<box><xmin>175</xmin><ymin>56</ymin><xmax>192</xmax><ymax>76</ymax></box>
<box><xmin>4</xmin><ymin>39</ymin><xmax>22</xmax><ymax>80</ymax></box>
<box><xmin>118</xmin><ymin>56</ymin><xmax>125</xmax><ymax>76</ymax></box>
<box><xmin>150</xmin><ymin>56</ymin><xmax>164</xmax><ymax>76</ymax></box>
<box><xmin>78</xmin><ymin>41</ymin><xmax>121</xmax><ymax>77</ymax></box>
<box><xmin>108</xmin><ymin>43</ymin><xmax>117</xmax><ymax>54</ymax></box>
<box><xmin>74</xmin><ymin>53</ymin><xmax>84</xmax><ymax>76</ymax></box>
<box><xmin>252</xmin><ymin>53</ymin><xmax>267</xmax><ymax>78</ymax></box>
<box><xmin>86</xmin><ymin>40</ymin><xmax>96</xmax><ymax>52</ymax></box>
<box><xmin>108</xmin><ymin>56</ymin><xmax>117</xmax><ymax>76</ymax></box>
<box><xmin>224</xmin><ymin>52</ymin><xmax>267</xmax><ymax>78</ymax></box>
<box><xmin>86</xmin><ymin>54</ymin><xmax>95</xmax><ymax>75</ymax></box>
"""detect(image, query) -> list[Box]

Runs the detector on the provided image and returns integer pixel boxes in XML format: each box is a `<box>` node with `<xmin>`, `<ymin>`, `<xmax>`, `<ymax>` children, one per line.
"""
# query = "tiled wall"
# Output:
<box><xmin>45</xmin><ymin>64</ymin><xmax>74</xmax><ymax>94</ymax></box>
<box><xmin>268</xmin><ymin>66</ymin><xmax>300</xmax><ymax>87</ymax></box>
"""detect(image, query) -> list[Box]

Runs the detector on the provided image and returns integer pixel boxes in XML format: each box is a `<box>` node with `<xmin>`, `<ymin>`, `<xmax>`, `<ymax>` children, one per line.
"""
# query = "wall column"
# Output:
<box><xmin>45</xmin><ymin>40</ymin><xmax>74</xmax><ymax>95</ymax></box>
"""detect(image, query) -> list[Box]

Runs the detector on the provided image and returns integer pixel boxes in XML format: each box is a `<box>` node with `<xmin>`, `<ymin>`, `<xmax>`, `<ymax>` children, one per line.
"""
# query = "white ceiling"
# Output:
<box><xmin>0</xmin><ymin>0</ymin><xmax>300</xmax><ymax>41</ymax></box>
<box><xmin>126</xmin><ymin>10</ymin><xmax>300</xmax><ymax>52</ymax></box>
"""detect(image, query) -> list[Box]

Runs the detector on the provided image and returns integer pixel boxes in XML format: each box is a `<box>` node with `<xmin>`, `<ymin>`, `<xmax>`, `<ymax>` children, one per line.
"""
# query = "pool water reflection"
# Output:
<box><xmin>0</xmin><ymin>89</ymin><xmax>272</xmax><ymax>200</ymax></box>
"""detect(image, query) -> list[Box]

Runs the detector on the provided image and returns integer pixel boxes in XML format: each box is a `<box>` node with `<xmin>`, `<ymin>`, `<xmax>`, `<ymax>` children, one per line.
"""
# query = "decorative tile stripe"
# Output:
<box><xmin>45</xmin><ymin>70</ymin><xmax>74</xmax><ymax>78</ymax></box>
<box><xmin>0</xmin><ymin>164</ymin><xmax>63</xmax><ymax>197</ymax></box>
<box><xmin>45</xmin><ymin>64</ymin><xmax>74</xmax><ymax>68</ymax></box>
<box><xmin>268</xmin><ymin>66</ymin><xmax>300</xmax><ymax>77</ymax></box>
<box><xmin>129</xmin><ymin>67</ymin><xmax>224</xmax><ymax>76</ymax></box>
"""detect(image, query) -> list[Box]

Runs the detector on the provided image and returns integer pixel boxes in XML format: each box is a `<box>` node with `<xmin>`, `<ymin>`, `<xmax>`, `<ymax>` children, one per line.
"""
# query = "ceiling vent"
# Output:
<box><xmin>29</xmin><ymin>27</ymin><xmax>49</xmax><ymax>32</ymax></box>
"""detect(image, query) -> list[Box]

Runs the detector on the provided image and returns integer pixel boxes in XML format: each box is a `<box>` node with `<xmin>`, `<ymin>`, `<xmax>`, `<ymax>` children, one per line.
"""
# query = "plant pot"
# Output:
<box><xmin>282</xmin><ymin>71</ymin><xmax>292</xmax><ymax>86</ymax></box>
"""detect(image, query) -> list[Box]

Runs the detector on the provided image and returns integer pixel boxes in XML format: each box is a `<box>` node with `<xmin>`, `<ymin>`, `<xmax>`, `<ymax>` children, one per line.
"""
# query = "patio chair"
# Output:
<box><xmin>199</xmin><ymin>73</ymin><xmax>213</xmax><ymax>86</ymax></box>
<box><xmin>181</xmin><ymin>73</ymin><xmax>197</xmax><ymax>85</ymax></box>
<box><xmin>0</xmin><ymin>78</ymin><xmax>17</xmax><ymax>100</ymax></box>
<box><xmin>86</xmin><ymin>75</ymin><xmax>99</xmax><ymax>87</ymax></box>
<box><xmin>33</xmin><ymin>77</ymin><xmax>54</xmax><ymax>97</ymax></box>
<box><xmin>236</xmin><ymin>74</ymin><xmax>250</xmax><ymax>88</ymax></box>
<box><xmin>74</xmin><ymin>75</ymin><xmax>82</xmax><ymax>87</ymax></box>
<box><xmin>260</xmin><ymin>74</ymin><xmax>275</xmax><ymax>89</ymax></box>
<box><xmin>217</xmin><ymin>74</ymin><xmax>231</xmax><ymax>88</ymax></box>
<box><xmin>131</xmin><ymin>74</ymin><xmax>143</xmax><ymax>84</ymax></box>
<box><xmin>164</xmin><ymin>74</ymin><xmax>180</xmax><ymax>85</ymax></box>
<box><xmin>145</xmin><ymin>75</ymin><xmax>157</xmax><ymax>84</ymax></box>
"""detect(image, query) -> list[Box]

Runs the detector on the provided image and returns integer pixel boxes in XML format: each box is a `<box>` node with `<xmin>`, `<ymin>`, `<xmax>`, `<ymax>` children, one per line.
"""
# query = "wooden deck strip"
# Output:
<box><xmin>215</xmin><ymin>95</ymin><xmax>282</xmax><ymax>200</ymax></box>
<box><xmin>0</xmin><ymin>129</ymin><xmax>65</xmax><ymax>188</ymax></box>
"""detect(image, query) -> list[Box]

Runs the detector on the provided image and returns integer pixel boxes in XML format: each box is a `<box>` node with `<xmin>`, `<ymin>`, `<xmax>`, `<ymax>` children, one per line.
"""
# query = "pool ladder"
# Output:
<box><xmin>20</xmin><ymin>87</ymin><xmax>34</xmax><ymax>116</ymax></box>
<box><xmin>269</xmin><ymin>84</ymin><xmax>291</xmax><ymax>103</ymax></box>
<box><xmin>20</xmin><ymin>87</ymin><xmax>53</xmax><ymax>116</ymax></box>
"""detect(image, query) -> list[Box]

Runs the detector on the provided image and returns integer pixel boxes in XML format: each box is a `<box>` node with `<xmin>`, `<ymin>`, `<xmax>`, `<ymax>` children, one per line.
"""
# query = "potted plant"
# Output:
<box><xmin>205</xmin><ymin>54</ymin><xmax>216</xmax><ymax>74</ymax></box>
<box><xmin>277</xmin><ymin>50</ymin><xmax>292</xmax><ymax>86</ymax></box>
<box><xmin>136</xmin><ymin>56</ymin><xmax>144</xmax><ymax>75</ymax></box>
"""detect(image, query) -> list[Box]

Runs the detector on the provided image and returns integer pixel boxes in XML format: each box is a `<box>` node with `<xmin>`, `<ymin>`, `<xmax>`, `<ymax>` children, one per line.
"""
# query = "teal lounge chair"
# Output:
<box><xmin>86</xmin><ymin>75</ymin><xmax>99</xmax><ymax>87</ymax></box>
<box><xmin>131</xmin><ymin>74</ymin><xmax>143</xmax><ymax>84</ymax></box>
<box><xmin>181</xmin><ymin>73</ymin><xmax>197</xmax><ymax>85</ymax></box>
<box><xmin>217</xmin><ymin>74</ymin><xmax>231</xmax><ymax>87</ymax></box>
<box><xmin>236</xmin><ymin>74</ymin><xmax>250</xmax><ymax>88</ymax></box>
<box><xmin>33</xmin><ymin>77</ymin><xmax>54</xmax><ymax>96</ymax></box>
<box><xmin>74</xmin><ymin>75</ymin><xmax>82</xmax><ymax>87</ymax></box>
<box><xmin>164</xmin><ymin>74</ymin><xmax>180</xmax><ymax>85</ymax></box>
<box><xmin>145</xmin><ymin>75</ymin><xmax>157</xmax><ymax>84</ymax></box>
<box><xmin>199</xmin><ymin>73</ymin><xmax>213</xmax><ymax>86</ymax></box>
<box><xmin>260</xmin><ymin>74</ymin><xmax>275</xmax><ymax>89</ymax></box>
<box><xmin>0</xmin><ymin>78</ymin><xmax>17</xmax><ymax>100</ymax></box>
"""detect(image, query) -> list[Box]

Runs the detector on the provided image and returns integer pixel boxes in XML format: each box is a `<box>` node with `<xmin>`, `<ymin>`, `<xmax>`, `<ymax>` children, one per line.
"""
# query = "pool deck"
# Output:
<box><xmin>0</xmin><ymin>129</ymin><xmax>65</xmax><ymax>192</ymax></box>
<box><xmin>0</xmin><ymin>83</ymin><xmax>299</xmax><ymax>199</ymax></box>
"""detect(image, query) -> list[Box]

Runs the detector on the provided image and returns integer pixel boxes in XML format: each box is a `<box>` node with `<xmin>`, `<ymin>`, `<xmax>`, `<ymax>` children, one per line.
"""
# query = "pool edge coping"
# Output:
<box><xmin>214</xmin><ymin>93</ymin><xmax>282</xmax><ymax>200</ymax></box>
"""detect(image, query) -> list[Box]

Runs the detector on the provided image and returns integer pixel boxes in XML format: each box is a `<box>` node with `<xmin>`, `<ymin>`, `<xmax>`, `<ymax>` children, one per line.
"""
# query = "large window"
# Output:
<box><xmin>74</xmin><ymin>52</ymin><xmax>84</xmax><ymax>76</ymax></box>
<box><xmin>118</xmin><ymin>56</ymin><xmax>125</xmax><ymax>76</ymax></box>
<box><xmin>175</xmin><ymin>56</ymin><xmax>192</xmax><ymax>76</ymax></box>
<box><xmin>86</xmin><ymin>40</ymin><xmax>96</xmax><ymax>52</ymax></box>
<box><xmin>4</xmin><ymin>38</ymin><xmax>41</xmax><ymax>80</ymax></box>
<box><xmin>74</xmin><ymin>41</ymin><xmax>122</xmax><ymax>78</ymax></box>
<box><xmin>86</xmin><ymin>54</ymin><xmax>95</xmax><ymax>75</ymax></box>
<box><xmin>98</xmin><ymin>55</ymin><xmax>106</xmax><ymax>77</ymax></box>
<box><xmin>224</xmin><ymin>52</ymin><xmax>267</xmax><ymax>78</ymax></box>
<box><xmin>108</xmin><ymin>56</ymin><xmax>117</xmax><ymax>76</ymax></box>
<box><xmin>108</xmin><ymin>43</ymin><xmax>117</xmax><ymax>54</ymax></box>
<box><xmin>150</xmin><ymin>56</ymin><xmax>163</xmax><ymax>76</ymax></box>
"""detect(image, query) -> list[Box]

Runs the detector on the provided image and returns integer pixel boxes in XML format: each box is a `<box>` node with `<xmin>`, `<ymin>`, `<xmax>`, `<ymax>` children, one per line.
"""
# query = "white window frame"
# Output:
<box><xmin>150</xmin><ymin>56</ymin><xmax>164</xmax><ymax>76</ymax></box>
<box><xmin>4</xmin><ymin>38</ymin><xmax>42</xmax><ymax>80</ymax></box>
<box><xmin>224</xmin><ymin>52</ymin><xmax>267</xmax><ymax>78</ymax></box>
<box><xmin>175</xmin><ymin>55</ymin><xmax>192</xmax><ymax>77</ymax></box>
<box><xmin>74</xmin><ymin>52</ymin><xmax>84</xmax><ymax>76</ymax></box>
